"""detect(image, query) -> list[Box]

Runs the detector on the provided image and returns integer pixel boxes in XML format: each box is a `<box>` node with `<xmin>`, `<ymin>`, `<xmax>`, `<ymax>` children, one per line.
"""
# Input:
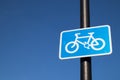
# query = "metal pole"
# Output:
<box><xmin>80</xmin><ymin>0</ymin><xmax>92</xmax><ymax>80</ymax></box>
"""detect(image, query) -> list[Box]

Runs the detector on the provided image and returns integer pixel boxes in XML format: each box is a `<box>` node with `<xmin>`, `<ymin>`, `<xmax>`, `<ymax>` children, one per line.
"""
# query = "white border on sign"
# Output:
<box><xmin>59</xmin><ymin>25</ymin><xmax>112</xmax><ymax>60</ymax></box>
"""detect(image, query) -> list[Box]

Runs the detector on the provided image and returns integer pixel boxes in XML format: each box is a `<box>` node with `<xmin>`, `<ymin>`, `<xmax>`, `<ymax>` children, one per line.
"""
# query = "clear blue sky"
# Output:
<box><xmin>0</xmin><ymin>0</ymin><xmax>119</xmax><ymax>80</ymax></box>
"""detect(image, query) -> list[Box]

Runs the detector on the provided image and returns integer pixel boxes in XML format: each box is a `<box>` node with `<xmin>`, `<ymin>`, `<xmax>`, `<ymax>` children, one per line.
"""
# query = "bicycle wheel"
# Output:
<box><xmin>65</xmin><ymin>41</ymin><xmax>79</xmax><ymax>54</ymax></box>
<box><xmin>91</xmin><ymin>38</ymin><xmax>105</xmax><ymax>50</ymax></box>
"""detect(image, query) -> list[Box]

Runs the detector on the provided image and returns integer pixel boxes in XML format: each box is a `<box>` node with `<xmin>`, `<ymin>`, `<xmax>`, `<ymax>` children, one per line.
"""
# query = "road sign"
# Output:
<box><xmin>59</xmin><ymin>25</ymin><xmax>112</xmax><ymax>60</ymax></box>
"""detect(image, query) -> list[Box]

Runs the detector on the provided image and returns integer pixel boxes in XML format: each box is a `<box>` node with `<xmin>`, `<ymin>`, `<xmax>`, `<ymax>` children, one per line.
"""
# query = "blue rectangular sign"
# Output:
<box><xmin>59</xmin><ymin>25</ymin><xmax>112</xmax><ymax>60</ymax></box>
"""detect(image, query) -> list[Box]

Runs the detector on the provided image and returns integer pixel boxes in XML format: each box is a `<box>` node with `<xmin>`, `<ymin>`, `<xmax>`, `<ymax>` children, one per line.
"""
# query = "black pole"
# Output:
<box><xmin>80</xmin><ymin>0</ymin><xmax>92</xmax><ymax>80</ymax></box>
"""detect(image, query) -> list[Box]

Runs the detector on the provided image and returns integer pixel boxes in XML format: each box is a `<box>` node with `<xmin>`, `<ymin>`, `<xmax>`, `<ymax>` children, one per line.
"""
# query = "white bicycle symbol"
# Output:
<box><xmin>65</xmin><ymin>32</ymin><xmax>105</xmax><ymax>54</ymax></box>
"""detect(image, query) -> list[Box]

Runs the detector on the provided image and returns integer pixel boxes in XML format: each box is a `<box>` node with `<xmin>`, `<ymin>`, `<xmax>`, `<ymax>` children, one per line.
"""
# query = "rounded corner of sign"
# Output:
<box><xmin>59</xmin><ymin>54</ymin><xmax>64</xmax><ymax>60</ymax></box>
<box><xmin>96</xmin><ymin>25</ymin><xmax>110</xmax><ymax>29</ymax></box>
<box><xmin>105</xmin><ymin>25</ymin><xmax>111</xmax><ymax>30</ymax></box>
<box><xmin>109</xmin><ymin>49</ymin><xmax>113</xmax><ymax>55</ymax></box>
<box><xmin>105</xmin><ymin>50</ymin><xmax>112</xmax><ymax>56</ymax></box>
<box><xmin>59</xmin><ymin>55</ymin><xmax>61</xmax><ymax>59</ymax></box>
<box><xmin>59</xmin><ymin>56</ymin><xmax>65</xmax><ymax>60</ymax></box>
<box><xmin>60</xmin><ymin>32</ymin><xmax>63</xmax><ymax>37</ymax></box>
<box><xmin>106</xmin><ymin>25</ymin><xmax>111</xmax><ymax>29</ymax></box>
<box><xmin>60</xmin><ymin>30</ymin><xmax>67</xmax><ymax>35</ymax></box>
<box><xmin>60</xmin><ymin>31</ymin><xmax>66</xmax><ymax>37</ymax></box>
<box><xmin>60</xmin><ymin>31</ymin><xmax>63</xmax><ymax>34</ymax></box>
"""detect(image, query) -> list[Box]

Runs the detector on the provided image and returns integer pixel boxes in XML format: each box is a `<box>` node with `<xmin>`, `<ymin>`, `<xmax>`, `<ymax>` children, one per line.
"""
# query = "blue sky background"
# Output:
<box><xmin>0</xmin><ymin>0</ymin><xmax>120</xmax><ymax>80</ymax></box>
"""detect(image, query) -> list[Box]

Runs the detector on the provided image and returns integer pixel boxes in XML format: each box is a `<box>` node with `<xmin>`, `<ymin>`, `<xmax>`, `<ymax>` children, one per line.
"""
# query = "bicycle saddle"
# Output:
<box><xmin>75</xmin><ymin>33</ymin><xmax>81</xmax><ymax>36</ymax></box>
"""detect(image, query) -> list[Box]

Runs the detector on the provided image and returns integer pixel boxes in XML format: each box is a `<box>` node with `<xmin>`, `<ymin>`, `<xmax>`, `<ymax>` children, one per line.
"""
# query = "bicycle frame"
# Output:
<box><xmin>74</xmin><ymin>33</ymin><xmax>97</xmax><ymax>46</ymax></box>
